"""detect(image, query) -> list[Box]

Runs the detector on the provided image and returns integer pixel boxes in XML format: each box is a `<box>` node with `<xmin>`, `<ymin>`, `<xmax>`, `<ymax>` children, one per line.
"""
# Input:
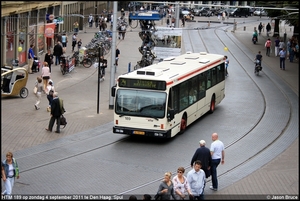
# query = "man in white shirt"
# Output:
<box><xmin>209</xmin><ymin>133</ymin><xmax>225</xmax><ymax>191</ymax></box>
<box><xmin>187</xmin><ymin>160</ymin><xmax>206</xmax><ymax>200</ymax></box>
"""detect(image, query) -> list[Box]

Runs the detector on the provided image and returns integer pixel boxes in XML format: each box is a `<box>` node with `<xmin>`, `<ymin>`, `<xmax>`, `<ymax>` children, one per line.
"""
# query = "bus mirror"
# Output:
<box><xmin>168</xmin><ymin>109</ymin><xmax>175</xmax><ymax>121</ymax></box>
<box><xmin>111</xmin><ymin>86</ymin><xmax>116</xmax><ymax>97</ymax></box>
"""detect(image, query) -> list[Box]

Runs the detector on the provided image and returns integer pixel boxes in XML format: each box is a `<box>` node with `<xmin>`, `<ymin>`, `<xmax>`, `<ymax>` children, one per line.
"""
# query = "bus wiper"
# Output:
<box><xmin>119</xmin><ymin>114</ymin><xmax>125</xmax><ymax>117</ymax></box>
<box><xmin>150</xmin><ymin>116</ymin><xmax>159</xmax><ymax>121</ymax></box>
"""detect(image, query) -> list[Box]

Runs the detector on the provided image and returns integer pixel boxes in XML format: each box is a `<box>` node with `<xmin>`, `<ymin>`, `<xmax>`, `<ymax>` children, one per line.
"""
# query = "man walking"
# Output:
<box><xmin>53</xmin><ymin>42</ymin><xmax>63</xmax><ymax>65</ymax></box>
<box><xmin>187</xmin><ymin>160</ymin><xmax>206</xmax><ymax>200</ymax></box>
<box><xmin>190</xmin><ymin>140</ymin><xmax>212</xmax><ymax>179</ymax></box>
<box><xmin>279</xmin><ymin>47</ymin><xmax>287</xmax><ymax>70</ymax></box>
<box><xmin>209</xmin><ymin>133</ymin><xmax>225</xmax><ymax>191</ymax></box>
<box><xmin>27</xmin><ymin>44</ymin><xmax>35</xmax><ymax>74</ymax></box>
<box><xmin>45</xmin><ymin>92</ymin><xmax>65</xmax><ymax>133</ymax></box>
<box><xmin>115</xmin><ymin>46</ymin><xmax>120</xmax><ymax>66</ymax></box>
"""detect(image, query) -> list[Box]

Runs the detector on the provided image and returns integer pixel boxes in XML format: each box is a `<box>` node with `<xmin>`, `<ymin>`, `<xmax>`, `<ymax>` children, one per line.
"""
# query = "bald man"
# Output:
<box><xmin>209</xmin><ymin>133</ymin><xmax>225</xmax><ymax>191</ymax></box>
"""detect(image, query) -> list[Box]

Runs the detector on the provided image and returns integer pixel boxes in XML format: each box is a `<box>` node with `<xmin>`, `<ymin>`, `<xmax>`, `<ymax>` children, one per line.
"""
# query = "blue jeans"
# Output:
<box><xmin>280</xmin><ymin>57</ymin><xmax>285</xmax><ymax>69</ymax></box>
<box><xmin>211</xmin><ymin>159</ymin><xmax>221</xmax><ymax>189</ymax></box>
<box><xmin>55</xmin><ymin>55</ymin><xmax>61</xmax><ymax>65</ymax></box>
<box><xmin>2</xmin><ymin>177</ymin><xmax>14</xmax><ymax>195</ymax></box>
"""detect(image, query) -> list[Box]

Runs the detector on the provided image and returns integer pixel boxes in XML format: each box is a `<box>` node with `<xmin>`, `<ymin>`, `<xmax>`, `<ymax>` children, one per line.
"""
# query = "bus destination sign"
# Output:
<box><xmin>118</xmin><ymin>78</ymin><xmax>166</xmax><ymax>90</ymax></box>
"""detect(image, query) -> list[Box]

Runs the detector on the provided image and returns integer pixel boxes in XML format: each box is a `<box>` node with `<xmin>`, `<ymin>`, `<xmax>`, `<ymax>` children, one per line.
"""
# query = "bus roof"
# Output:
<box><xmin>119</xmin><ymin>52</ymin><xmax>225</xmax><ymax>84</ymax></box>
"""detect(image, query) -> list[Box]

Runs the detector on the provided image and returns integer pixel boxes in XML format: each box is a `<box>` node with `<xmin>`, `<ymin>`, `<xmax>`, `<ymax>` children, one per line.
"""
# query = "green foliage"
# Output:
<box><xmin>255</xmin><ymin>1</ymin><xmax>299</xmax><ymax>26</ymax></box>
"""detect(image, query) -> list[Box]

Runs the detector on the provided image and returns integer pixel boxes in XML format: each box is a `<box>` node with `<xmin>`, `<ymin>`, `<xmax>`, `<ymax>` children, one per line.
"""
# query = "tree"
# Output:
<box><xmin>255</xmin><ymin>1</ymin><xmax>299</xmax><ymax>38</ymax></box>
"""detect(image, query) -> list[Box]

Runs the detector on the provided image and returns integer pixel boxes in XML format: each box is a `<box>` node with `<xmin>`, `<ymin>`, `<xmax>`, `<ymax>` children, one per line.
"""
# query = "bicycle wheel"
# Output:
<box><xmin>129</xmin><ymin>19</ymin><xmax>138</xmax><ymax>29</ymax></box>
<box><xmin>82</xmin><ymin>58</ymin><xmax>92</xmax><ymax>68</ymax></box>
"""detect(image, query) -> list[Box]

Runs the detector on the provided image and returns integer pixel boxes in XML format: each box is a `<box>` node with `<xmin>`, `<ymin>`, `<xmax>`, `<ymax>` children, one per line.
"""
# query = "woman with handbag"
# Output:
<box><xmin>45</xmin><ymin>80</ymin><xmax>55</xmax><ymax>112</ymax></box>
<box><xmin>44</xmin><ymin>49</ymin><xmax>53</xmax><ymax>72</ymax></box>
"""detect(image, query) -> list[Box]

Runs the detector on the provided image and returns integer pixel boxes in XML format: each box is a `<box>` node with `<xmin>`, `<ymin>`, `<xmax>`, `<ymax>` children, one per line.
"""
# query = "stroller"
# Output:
<box><xmin>32</xmin><ymin>56</ymin><xmax>40</xmax><ymax>72</ymax></box>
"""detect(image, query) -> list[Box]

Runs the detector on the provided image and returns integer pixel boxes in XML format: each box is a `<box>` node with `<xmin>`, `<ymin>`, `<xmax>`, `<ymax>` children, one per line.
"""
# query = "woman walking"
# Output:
<box><xmin>34</xmin><ymin>76</ymin><xmax>43</xmax><ymax>110</ymax></box>
<box><xmin>2</xmin><ymin>152</ymin><xmax>20</xmax><ymax>195</ymax></box>
<box><xmin>44</xmin><ymin>49</ymin><xmax>53</xmax><ymax>72</ymax></box>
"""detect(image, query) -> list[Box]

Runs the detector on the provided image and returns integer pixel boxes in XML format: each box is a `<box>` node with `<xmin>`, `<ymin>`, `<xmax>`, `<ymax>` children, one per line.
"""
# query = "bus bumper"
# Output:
<box><xmin>113</xmin><ymin>126</ymin><xmax>172</xmax><ymax>138</ymax></box>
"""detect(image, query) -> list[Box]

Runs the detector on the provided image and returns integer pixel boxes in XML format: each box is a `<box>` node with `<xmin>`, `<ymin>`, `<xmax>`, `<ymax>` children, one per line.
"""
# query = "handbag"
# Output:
<box><xmin>33</xmin><ymin>86</ymin><xmax>37</xmax><ymax>94</ymax></box>
<box><xmin>60</xmin><ymin>115</ymin><xmax>67</xmax><ymax>128</ymax></box>
<box><xmin>154</xmin><ymin>193</ymin><xmax>161</xmax><ymax>200</ymax></box>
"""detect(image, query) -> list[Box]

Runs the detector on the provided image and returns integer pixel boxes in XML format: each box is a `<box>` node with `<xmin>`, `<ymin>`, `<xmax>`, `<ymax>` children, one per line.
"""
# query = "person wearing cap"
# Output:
<box><xmin>190</xmin><ymin>140</ymin><xmax>212</xmax><ymax>179</ymax></box>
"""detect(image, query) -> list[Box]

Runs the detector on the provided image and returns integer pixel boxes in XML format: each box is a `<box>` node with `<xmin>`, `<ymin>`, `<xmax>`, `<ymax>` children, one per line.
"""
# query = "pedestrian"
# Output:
<box><xmin>224</xmin><ymin>56</ymin><xmax>229</xmax><ymax>76</ymax></box>
<box><xmin>61</xmin><ymin>33</ymin><xmax>68</xmax><ymax>48</ymax></box>
<box><xmin>28</xmin><ymin>44</ymin><xmax>35</xmax><ymax>74</ymax></box>
<box><xmin>34</xmin><ymin>76</ymin><xmax>43</xmax><ymax>110</ymax></box>
<box><xmin>53</xmin><ymin>42</ymin><xmax>63</xmax><ymax>65</ymax></box>
<box><xmin>288</xmin><ymin>45</ymin><xmax>295</xmax><ymax>63</ymax></box>
<box><xmin>77</xmin><ymin>39</ymin><xmax>82</xmax><ymax>51</ymax></box>
<box><xmin>41</xmin><ymin>62</ymin><xmax>51</xmax><ymax>91</ymax></box>
<box><xmin>88</xmin><ymin>14</ymin><xmax>94</xmax><ymax>27</ymax></box>
<box><xmin>45</xmin><ymin>80</ymin><xmax>55</xmax><ymax>112</ymax></box>
<box><xmin>72</xmin><ymin>33</ymin><xmax>77</xmax><ymax>52</ymax></box>
<box><xmin>209</xmin><ymin>133</ymin><xmax>225</xmax><ymax>191</ymax></box>
<box><xmin>155</xmin><ymin>172</ymin><xmax>177</xmax><ymax>200</ymax></box>
<box><xmin>190</xmin><ymin>140</ymin><xmax>212</xmax><ymax>179</ymax></box>
<box><xmin>187</xmin><ymin>160</ymin><xmax>206</xmax><ymax>200</ymax></box>
<box><xmin>115</xmin><ymin>46</ymin><xmax>120</xmax><ymax>66</ymax></box>
<box><xmin>258</xmin><ymin>22</ymin><xmax>263</xmax><ymax>35</ymax></box>
<box><xmin>128</xmin><ymin>195</ymin><xmax>137</xmax><ymax>200</ymax></box>
<box><xmin>278</xmin><ymin>39</ymin><xmax>285</xmax><ymax>53</ymax></box>
<box><xmin>274</xmin><ymin>36</ymin><xmax>280</xmax><ymax>57</ymax></box>
<box><xmin>266</xmin><ymin>23</ymin><xmax>271</xmax><ymax>37</ymax></box>
<box><xmin>279</xmin><ymin>47</ymin><xmax>287</xmax><ymax>70</ymax></box>
<box><xmin>265</xmin><ymin>38</ymin><xmax>272</xmax><ymax>57</ymax></box>
<box><xmin>120</xmin><ymin>23</ymin><xmax>126</xmax><ymax>40</ymax></box>
<box><xmin>142</xmin><ymin>194</ymin><xmax>152</xmax><ymax>200</ymax></box>
<box><xmin>166</xmin><ymin>16</ymin><xmax>170</xmax><ymax>27</ymax></box>
<box><xmin>45</xmin><ymin>91</ymin><xmax>65</xmax><ymax>133</ymax></box>
<box><xmin>181</xmin><ymin>17</ymin><xmax>185</xmax><ymax>27</ymax></box>
<box><xmin>1</xmin><ymin>152</ymin><xmax>20</xmax><ymax>195</ymax></box>
<box><xmin>44</xmin><ymin>49</ymin><xmax>53</xmax><ymax>72</ymax></box>
<box><xmin>73</xmin><ymin>21</ymin><xmax>79</xmax><ymax>33</ymax></box>
<box><xmin>95</xmin><ymin>15</ymin><xmax>99</xmax><ymax>28</ymax></box>
<box><xmin>172</xmin><ymin>166</ymin><xmax>193</xmax><ymax>200</ymax></box>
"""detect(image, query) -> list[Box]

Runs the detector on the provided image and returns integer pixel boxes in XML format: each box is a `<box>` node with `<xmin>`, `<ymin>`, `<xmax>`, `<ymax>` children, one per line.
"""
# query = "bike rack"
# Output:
<box><xmin>129</xmin><ymin>11</ymin><xmax>162</xmax><ymax>70</ymax></box>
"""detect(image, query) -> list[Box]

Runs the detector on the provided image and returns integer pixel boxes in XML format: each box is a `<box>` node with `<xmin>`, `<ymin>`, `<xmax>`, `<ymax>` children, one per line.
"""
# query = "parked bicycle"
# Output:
<box><xmin>72</xmin><ymin>51</ymin><xmax>93</xmax><ymax>68</ymax></box>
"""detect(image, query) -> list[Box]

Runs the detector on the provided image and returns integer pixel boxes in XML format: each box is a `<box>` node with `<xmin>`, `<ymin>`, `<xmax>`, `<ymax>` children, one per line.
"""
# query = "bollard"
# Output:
<box><xmin>128</xmin><ymin>62</ymin><xmax>131</xmax><ymax>72</ymax></box>
<box><xmin>244</xmin><ymin>26</ymin><xmax>246</xmax><ymax>31</ymax></box>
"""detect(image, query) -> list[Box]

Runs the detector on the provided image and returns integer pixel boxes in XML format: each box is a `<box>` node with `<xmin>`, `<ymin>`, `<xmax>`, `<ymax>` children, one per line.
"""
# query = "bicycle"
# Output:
<box><xmin>72</xmin><ymin>52</ymin><xmax>93</xmax><ymax>68</ymax></box>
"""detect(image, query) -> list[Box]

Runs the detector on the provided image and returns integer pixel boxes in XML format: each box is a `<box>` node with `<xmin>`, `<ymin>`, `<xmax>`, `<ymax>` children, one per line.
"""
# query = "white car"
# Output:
<box><xmin>253</xmin><ymin>9</ymin><xmax>267</xmax><ymax>16</ymax></box>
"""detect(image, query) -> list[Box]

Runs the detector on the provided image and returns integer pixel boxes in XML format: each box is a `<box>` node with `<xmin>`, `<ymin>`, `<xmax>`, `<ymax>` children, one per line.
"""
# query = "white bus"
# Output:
<box><xmin>111</xmin><ymin>52</ymin><xmax>226</xmax><ymax>138</ymax></box>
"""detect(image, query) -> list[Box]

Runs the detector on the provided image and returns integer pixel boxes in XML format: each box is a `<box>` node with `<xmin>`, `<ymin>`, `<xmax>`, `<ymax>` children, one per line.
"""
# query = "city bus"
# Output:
<box><xmin>111</xmin><ymin>52</ymin><xmax>226</xmax><ymax>138</ymax></box>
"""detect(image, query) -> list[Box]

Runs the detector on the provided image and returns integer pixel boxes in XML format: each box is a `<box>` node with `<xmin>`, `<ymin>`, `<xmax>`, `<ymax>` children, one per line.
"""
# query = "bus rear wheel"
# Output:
<box><xmin>209</xmin><ymin>96</ymin><xmax>215</xmax><ymax>113</ymax></box>
<box><xmin>179</xmin><ymin>115</ymin><xmax>187</xmax><ymax>134</ymax></box>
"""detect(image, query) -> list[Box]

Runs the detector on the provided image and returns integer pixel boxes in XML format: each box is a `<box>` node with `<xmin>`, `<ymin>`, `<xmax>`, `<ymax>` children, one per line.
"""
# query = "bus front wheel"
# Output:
<box><xmin>209</xmin><ymin>96</ymin><xmax>215</xmax><ymax>113</ymax></box>
<box><xmin>179</xmin><ymin>115</ymin><xmax>187</xmax><ymax>134</ymax></box>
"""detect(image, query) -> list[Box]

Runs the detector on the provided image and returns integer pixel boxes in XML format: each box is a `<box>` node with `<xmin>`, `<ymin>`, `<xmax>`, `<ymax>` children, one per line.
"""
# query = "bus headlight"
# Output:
<box><xmin>116</xmin><ymin>129</ymin><xmax>124</xmax><ymax>133</ymax></box>
<box><xmin>154</xmin><ymin>133</ymin><xmax>164</xmax><ymax>137</ymax></box>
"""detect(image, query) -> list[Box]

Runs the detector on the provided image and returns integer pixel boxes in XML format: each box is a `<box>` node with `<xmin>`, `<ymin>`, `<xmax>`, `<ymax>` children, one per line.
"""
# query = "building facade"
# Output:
<box><xmin>1</xmin><ymin>1</ymin><xmax>111</xmax><ymax>67</ymax></box>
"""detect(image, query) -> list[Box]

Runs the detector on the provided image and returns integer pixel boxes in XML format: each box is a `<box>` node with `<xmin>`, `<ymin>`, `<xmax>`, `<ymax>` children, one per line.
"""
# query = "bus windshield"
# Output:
<box><xmin>115</xmin><ymin>89</ymin><xmax>167</xmax><ymax>119</ymax></box>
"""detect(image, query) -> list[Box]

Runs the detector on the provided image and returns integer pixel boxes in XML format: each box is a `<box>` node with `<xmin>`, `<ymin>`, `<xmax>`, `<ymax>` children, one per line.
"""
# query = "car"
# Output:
<box><xmin>228</xmin><ymin>7</ymin><xmax>251</xmax><ymax>17</ymax></box>
<box><xmin>253</xmin><ymin>9</ymin><xmax>268</xmax><ymax>16</ymax></box>
<box><xmin>194</xmin><ymin>7</ymin><xmax>213</xmax><ymax>17</ymax></box>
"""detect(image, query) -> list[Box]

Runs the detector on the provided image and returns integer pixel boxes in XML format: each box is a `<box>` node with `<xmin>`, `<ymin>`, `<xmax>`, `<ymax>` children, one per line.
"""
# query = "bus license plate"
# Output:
<box><xmin>133</xmin><ymin>131</ymin><xmax>145</xmax><ymax>135</ymax></box>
